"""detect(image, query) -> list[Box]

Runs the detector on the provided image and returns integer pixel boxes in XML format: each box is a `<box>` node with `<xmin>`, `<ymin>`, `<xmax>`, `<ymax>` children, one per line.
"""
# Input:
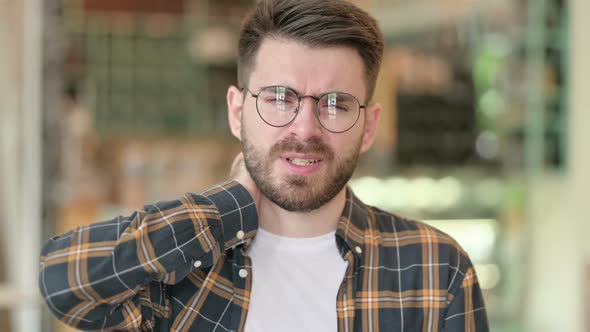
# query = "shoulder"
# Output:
<box><xmin>368</xmin><ymin>205</ymin><xmax>458</xmax><ymax>245</ymax></box>
<box><xmin>365</xmin><ymin>203</ymin><xmax>474</xmax><ymax>276</ymax></box>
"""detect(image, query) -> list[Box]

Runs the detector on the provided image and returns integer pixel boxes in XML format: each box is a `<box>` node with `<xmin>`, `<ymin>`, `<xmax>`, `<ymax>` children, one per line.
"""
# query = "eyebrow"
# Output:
<box><xmin>257</xmin><ymin>84</ymin><xmax>357</xmax><ymax>97</ymax></box>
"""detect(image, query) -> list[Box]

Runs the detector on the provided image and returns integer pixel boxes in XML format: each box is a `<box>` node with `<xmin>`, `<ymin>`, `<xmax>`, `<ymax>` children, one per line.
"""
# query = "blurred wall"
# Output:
<box><xmin>0</xmin><ymin>0</ymin><xmax>43</xmax><ymax>331</ymax></box>
<box><xmin>0</xmin><ymin>0</ymin><xmax>23</xmax><ymax>330</ymax></box>
<box><xmin>571</xmin><ymin>0</ymin><xmax>590</xmax><ymax>328</ymax></box>
<box><xmin>524</xmin><ymin>0</ymin><xmax>589</xmax><ymax>330</ymax></box>
<box><xmin>570</xmin><ymin>0</ymin><xmax>590</xmax><ymax>266</ymax></box>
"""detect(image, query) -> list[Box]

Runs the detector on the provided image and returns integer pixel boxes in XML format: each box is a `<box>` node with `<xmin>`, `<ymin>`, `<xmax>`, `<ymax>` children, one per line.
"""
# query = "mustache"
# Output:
<box><xmin>269</xmin><ymin>137</ymin><xmax>334</xmax><ymax>160</ymax></box>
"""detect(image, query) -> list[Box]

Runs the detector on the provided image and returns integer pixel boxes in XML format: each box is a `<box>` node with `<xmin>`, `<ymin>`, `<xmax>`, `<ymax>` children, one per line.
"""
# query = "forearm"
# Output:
<box><xmin>39</xmin><ymin>181</ymin><xmax>257</xmax><ymax>330</ymax></box>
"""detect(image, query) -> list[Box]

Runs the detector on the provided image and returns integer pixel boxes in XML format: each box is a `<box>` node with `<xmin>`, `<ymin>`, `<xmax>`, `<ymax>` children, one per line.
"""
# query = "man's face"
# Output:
<box><xmin>228</xmin><ymin>38</ymin><xmax>381</xmax><ymax>212</ymax></box>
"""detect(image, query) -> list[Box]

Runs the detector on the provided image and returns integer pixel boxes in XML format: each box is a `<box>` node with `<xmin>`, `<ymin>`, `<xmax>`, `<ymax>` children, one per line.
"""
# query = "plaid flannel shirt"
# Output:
<box><xmin>39</xmin><ymin>181</ymin><xmax>489</xmax><ymax>331</ymax></box>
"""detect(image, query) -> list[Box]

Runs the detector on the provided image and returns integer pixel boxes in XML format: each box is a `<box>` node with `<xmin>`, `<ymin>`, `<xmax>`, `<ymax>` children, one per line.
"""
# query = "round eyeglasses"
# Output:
<box><xmin>243</xmin><ymin>85</ymin><xmax>366</xmax><ymax>133</ymax></box>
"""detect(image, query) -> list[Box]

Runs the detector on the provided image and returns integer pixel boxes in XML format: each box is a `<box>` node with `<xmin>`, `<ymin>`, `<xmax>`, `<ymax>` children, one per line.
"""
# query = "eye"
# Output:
<box><xmin>263</xmin><ymin>95</ymin><xmax>297</xmax><ymax>105</ymax></box>
<box><xmin>319</xmin><ymin>93</ymin><xmax>353</xmax><ymax>113</ymax></box>
<box><xmin>319</xmin><ymin>102</ymin><xmax>349</xmax><ymax>112</ymax></box>
<box><xmin>260</xmin><ymin>87</ymin><xmax>297</xmax><ymax>105</ymax></box>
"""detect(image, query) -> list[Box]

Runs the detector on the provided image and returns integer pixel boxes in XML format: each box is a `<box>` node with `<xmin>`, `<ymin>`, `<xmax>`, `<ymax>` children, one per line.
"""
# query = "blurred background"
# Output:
<box><xmin>0</xmin><ymin>0</ymin><xmax>588</xmax><ymax>331</ymax></box>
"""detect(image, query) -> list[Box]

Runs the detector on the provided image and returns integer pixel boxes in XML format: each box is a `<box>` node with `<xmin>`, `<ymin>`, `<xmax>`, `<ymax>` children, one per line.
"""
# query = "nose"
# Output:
<box><xmin>288</xmin><ymin>96</ymin><xmax>322</xmax><ymax>140</ymax></box>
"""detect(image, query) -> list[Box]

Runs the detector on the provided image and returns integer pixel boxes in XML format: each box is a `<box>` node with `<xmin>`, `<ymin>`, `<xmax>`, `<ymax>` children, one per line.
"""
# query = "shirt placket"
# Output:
<box><xmin>231</xmin><ymin>246</ymin><xmax>253</xmax><ymax>332</ymax></box>
<box><xmin>336</xmin><ymin>250</ymin><xmax>357</xmax><ymax>332</ymax></box>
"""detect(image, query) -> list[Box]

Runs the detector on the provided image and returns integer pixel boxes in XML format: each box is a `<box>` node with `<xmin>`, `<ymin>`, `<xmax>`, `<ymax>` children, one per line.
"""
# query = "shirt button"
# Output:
<box><xmin>355</xmin><ymin>246</ymin><xmax>363</xmax><ymax>254</ymax></box>
<box><xmin>194</xmin><ymin>260</ymin><xmax>202</xmax><ymax>268</ymax></box>
<box><xmin>239</xmin><ymin>268</ymin><xmax>248</xmax><ymax>278</ymax></box>
<box><xmin>236</xmin><ymin>230</ymin><xmax>245</xmax><ymax>240</ymax></box>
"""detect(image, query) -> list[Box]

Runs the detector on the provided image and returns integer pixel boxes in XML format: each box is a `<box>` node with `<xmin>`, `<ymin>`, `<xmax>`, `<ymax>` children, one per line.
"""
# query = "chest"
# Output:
<box><xmin>244</xmin><ymin>240</ymin><xmax>349</xmax><ymax>332</ymax></box>
<box><xmin>160</xmin><ymin>250</ymin><xmax>450</xmax><ymax>332</ymax></box>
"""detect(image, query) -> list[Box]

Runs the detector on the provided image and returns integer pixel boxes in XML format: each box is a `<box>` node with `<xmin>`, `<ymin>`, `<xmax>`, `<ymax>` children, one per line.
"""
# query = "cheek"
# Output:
<box><xmin>330</xmin><ymin>129</ymin><xmax>363</xmax><ymax>154</ymax></box>
<box><xmin>242</xmin><ymin>110</ymin><xmax>263</xmax><ymax>136</ymax></box>
<box><xmin>242</xmin><ymin>117</ymin><xmax>277</xmax><ymax>150</ymax></box>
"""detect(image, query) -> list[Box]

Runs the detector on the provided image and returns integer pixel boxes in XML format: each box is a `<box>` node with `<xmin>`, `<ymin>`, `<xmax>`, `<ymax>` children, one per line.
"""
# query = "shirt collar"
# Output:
<box><xmin>239</xmin><ymin>186</ymin><xmax>371</xmax><ymax>259</ymax></box>
<box><xmin>335</xmin><ymin>186</ymin><xmax>370</xmax><ymax>260</ymax></box>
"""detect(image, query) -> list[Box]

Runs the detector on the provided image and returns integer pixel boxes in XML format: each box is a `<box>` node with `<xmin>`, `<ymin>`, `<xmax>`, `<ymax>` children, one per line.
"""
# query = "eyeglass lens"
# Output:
<box><xmin>255</xmin><ymin>86</ymin><xmax>360</xmax><ymax>132</ymax></box>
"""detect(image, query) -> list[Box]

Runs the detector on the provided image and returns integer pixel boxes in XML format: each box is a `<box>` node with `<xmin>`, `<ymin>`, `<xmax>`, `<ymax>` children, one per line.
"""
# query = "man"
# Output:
<box><xmin>39</xmin><ymin>0</ymin><xmax>489</xmax><ymax>331</ymax></box>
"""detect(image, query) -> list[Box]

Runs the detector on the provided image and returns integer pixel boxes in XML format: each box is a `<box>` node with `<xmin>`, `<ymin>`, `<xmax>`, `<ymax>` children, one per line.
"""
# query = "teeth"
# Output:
<box><xmin>288</xmin><ymin>158</ymin><xmax>319</xmax><ymax>166</ymax></box>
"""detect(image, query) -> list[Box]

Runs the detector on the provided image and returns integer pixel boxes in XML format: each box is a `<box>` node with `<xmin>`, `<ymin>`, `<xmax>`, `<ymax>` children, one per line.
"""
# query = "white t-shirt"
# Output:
<box><xmin>244</xmin><ymin>228</ymin><xmax>348</xmax><ymax>332</ymax></box>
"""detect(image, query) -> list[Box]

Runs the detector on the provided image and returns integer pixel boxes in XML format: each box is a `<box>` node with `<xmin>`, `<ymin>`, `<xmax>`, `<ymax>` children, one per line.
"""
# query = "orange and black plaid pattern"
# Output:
<box><xmin>40</xmin><ymin>181</ymin><xmax>488</xmax><ymax>331</ymax></box>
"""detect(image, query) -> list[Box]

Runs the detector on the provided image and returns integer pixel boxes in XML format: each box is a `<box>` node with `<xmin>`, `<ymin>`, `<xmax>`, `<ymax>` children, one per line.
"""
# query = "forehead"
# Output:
<box><xmin>248</xmin><ymin>38</ymin><xmax>367</xmax><ymax>99</ymax></box>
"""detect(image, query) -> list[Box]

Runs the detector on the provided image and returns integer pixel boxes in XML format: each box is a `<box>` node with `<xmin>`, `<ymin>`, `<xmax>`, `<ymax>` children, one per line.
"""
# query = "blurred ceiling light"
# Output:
<box><xmin>424</xmin><ymin>219</ymin><xmax>497</xmax><ymax>262</ymax></box>
<box><xmin>349</xmin><ymin>176</ymin><xmax>384</xmax><ymax>207</ymax></box>
<box><xmin>435</xmin><ymin>176</ymin><xmax>462</xmax><ymax>209</ymax></box>
<box><xmin>352</xmin><ymin>176</ymin><xmax>504</xmax><ymax>213</ymax></box>
<box><xmin>408</xmin><ymin>177</ymin><xmax>437</xmax><ymax>209</ymax></box>
<box><xmin>351</xmin><ymin>175</ymin><xmax>465</xmax><ymax>212</ymax></box>
<box><xmin>383</xmin><ymin>177</ymin><xmax>410</xmax><ymax>210</ymax></box>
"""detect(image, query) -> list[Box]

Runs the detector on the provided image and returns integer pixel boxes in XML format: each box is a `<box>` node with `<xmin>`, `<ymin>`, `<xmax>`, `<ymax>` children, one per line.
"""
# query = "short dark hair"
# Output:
<box><xmin>238</xmin><ymin>0</ymin><xmax>384</xmax><ymax>102</ymax></box>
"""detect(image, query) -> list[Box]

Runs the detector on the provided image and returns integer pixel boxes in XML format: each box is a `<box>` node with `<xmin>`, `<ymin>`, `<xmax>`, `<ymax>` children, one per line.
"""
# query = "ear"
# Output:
<box><xmin>227</xmin><ymin>85</ymin><xmax>244</xmax><ymax>141</ymax></box>
<box><xmin>359</xmin><ymin>102</ymin><xmax>382</xmax><ymax>153</ymax></box>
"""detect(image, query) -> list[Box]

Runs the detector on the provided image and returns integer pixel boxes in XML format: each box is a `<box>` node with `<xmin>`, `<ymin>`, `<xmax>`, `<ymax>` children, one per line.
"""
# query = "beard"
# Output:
<box><xmin>241</xmin><ymin>128</ymin><xmax>362</xmax><ymax>213</ymax></box>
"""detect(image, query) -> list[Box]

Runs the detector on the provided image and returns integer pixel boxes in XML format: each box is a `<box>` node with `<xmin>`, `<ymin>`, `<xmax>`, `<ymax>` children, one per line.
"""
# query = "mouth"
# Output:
<box><xmin>280</xmin><ymin>154</ymin><xmax>324</xmax><ymax>176</ymax></box>
<box><xmin>285</xmin><ymin>157</ymin><xmax>321</xmax><ymax>166</ymax></box>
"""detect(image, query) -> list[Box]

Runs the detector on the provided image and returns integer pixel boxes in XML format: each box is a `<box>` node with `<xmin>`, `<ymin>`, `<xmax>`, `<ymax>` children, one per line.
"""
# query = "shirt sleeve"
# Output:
<box><xmin>38</xmin><ymin>181</ymin><xmax>258</xmax><ymax>331</ymax></box>
<box><xmin>443</xmin><ymin>264</ymin><xmax>490</xmax><ymax>331</ymax></box>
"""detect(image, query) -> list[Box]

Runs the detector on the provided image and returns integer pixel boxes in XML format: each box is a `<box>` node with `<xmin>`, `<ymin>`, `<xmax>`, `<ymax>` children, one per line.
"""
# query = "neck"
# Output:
<box><xmin>258</xmin><ymin>188</ymin><xmax>346</xmax><ymax>238</ymax></box>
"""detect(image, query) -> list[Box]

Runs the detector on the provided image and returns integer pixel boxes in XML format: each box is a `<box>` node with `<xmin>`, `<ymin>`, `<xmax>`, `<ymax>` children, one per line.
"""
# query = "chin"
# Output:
<box><xmin>262</xmin><ymin>176</ymin><xmax>345</xmax><ymax>213</ymax></box>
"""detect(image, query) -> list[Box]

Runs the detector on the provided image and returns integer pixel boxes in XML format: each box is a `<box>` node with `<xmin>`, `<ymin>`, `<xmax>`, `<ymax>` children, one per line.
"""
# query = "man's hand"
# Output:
<box><xmin>230</xmin><ymin>153</ymin><xmax>261</xmax><ymax>208</ymax></box>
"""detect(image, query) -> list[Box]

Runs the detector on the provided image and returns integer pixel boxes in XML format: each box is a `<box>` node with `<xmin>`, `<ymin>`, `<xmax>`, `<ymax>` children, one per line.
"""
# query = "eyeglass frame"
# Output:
<box><xmin>241</xmin><ymin>85</ymin><xmax>367</xmax><ymax>133</ymax></box>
